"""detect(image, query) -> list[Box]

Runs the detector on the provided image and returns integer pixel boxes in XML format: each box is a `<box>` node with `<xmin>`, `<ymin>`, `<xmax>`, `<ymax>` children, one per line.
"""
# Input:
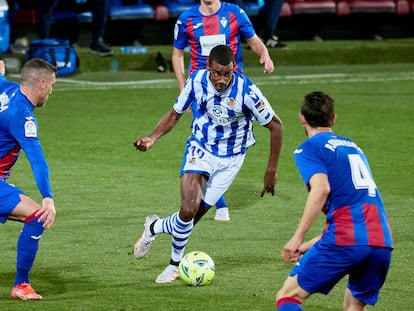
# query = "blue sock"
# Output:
<box><xmin>215</xmin><ymin>195</ymin><xmax>228</xmax><ymax>209</ymax></box>
<box><xmin>15</xmin><ymin>214</ymin><xmax>45</xmax><ymax>286</ymax></box>
<box><xmin>276</xmin><ymin>297</ymin><xmax>303</xmax><ymax>310</ymax></box>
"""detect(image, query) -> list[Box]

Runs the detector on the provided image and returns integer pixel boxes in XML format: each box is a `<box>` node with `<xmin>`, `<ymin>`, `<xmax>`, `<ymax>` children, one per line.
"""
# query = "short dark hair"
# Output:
<box><xmin>209</xmin><ymin>45</ymin><xmax>235</xmax><ymax>67</ymax></box>
<box><xmin>20</xmin><ymin>58</ymin><xmax>57</xmax><ymax>86</ymax></box>
<box><xmin>301</xmin><ymin>91</ymin><xmax>335</xmax><ymax>127</ymax></box>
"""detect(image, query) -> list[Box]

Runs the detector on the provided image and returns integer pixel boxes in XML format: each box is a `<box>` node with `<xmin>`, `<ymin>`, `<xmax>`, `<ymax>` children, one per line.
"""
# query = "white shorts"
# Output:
<box><xmin>180</xmin><ymin>139</ymin><xmax>246</xmax><ymax>207</ymax></box>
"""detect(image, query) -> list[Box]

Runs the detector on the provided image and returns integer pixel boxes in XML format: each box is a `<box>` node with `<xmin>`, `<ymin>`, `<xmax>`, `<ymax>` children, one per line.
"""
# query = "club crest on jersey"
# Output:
<box><xmin>227</xmin><ymin>98</ymin><xmax>235</xmax><ymax>107</ymax></box>
<box><xmin>220</xmin><ymin>17</ymin><xmax>228</xmax><ymax>28</ymax></box>
<box><xmin>24</xmin><ymin>119</ymin><xmax>37</xmax><ymax>137</ymax></box>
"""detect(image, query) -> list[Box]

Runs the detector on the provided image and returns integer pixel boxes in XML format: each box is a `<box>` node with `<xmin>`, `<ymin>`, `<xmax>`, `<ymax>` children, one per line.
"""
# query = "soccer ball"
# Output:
<box><xmin>178</xmin><ymin>251</ymin><xmax>215</xmax><ymax>286</ymax></box>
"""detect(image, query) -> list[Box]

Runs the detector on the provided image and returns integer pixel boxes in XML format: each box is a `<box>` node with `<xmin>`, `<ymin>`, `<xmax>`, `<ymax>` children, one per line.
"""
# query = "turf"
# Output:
<box><xmin>0</xmin><ymin>39</ymin><xmax>413</xmax><ymax>310</ymax></box>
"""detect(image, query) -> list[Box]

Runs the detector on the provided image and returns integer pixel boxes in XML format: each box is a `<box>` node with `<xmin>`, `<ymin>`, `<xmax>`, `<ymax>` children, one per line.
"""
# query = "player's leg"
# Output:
<box><xmin>345</xmin><ymin>246</ymin><xmax>392</xmax><ymax>310</ymax></box>
<box><xmin>343</xmin><ymin>288</ymin><xmax>366</xmax><ymax>311</ymax></box>
<box><xmin>276</xmin><ymin>275</ymin><xmax>308</xmax><ymax>310</ymax></box>
<box><xmin>214</xmin><ymin>195</ymin><xmax>230</xmax><ymax>222</ymax></box>
<box><xmin>155</xmin><ymin>173</ymin><xmax>205</xmax><ymax>283</ymax></box>
<box><xmin>7</xmin><ymin>193</ymin><xmax>44</xmax><ymax>300</ymax></box>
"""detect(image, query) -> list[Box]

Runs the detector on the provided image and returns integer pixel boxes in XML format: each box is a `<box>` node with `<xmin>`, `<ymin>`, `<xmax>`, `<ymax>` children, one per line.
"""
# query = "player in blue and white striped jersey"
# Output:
<box><xmin>133</xmin><ymin>45</ymin><xmax>283</xmax><ymax>283</ymax></box>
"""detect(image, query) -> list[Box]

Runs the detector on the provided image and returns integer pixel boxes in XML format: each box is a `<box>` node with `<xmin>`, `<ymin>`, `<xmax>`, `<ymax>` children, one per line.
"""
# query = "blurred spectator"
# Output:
<box><xmin>224</xmin><ymin>0</ymin><xmax>287</xmax><ymax>49</ymax></box>
<box><xmin>6</xmin><ymin>0</ymin><xmax>32</xmax><ymax>54</ymax></box>
<box><xmin>257</xmin><ymin>0</ymin><xmax>287</xmax><ymax>48</ymax></box>
<box><xmin>37</xmin><ymin>0</ymin><xmax>114</xmax><ymax>56</ymax></box>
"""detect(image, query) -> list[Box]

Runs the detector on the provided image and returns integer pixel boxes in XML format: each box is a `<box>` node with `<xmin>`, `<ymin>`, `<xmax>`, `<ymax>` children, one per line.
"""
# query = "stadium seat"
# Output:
<box><xmin>109</xmin><ymin>0</ymin><xmax>155</xmax><ymax>20</ymax></box>
<box><xmin>346</xmin><ymin>0</ymin><xmax>396</xmax><ymax>13</ymax></box>
<box><xmin>288</xmin><ymin>0</ymin><xmax>337</xmax><ymax>14</ymax></box>
<box><xmin>394</xmin><ymin>0</ymin><xmax>410</xmax><ymax>14</ymax></box>
<box><xmin>13</xmin><ymin>9</ymin><xmax>37</xmax><ymax>25</ymax></box>
<box><xmin>163</xmin><ymin>0</ymin><xmax>198</xmax><ymax>18</ymax></box>
<box><xmin>335</xmin><ymin>1</ymin><xmax>350</xmax><ymax>15</ymax></box>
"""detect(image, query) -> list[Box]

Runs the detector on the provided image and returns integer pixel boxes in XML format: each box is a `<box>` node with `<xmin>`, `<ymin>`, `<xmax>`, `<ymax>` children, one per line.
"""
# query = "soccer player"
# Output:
<box><xmin>172</xmin><ymin>0</ymin><xmax>274</xmax><ymax>220</ymax></box>
<box><xmin>133</xmin><ymin>45</ymin><xmax>283</xmax><ymax>283</ymax></box>
<box><xmin>276</xmin><ymin>91</ymin><xmax>393</xmax><ymax>310</ymax></box>
<box><xmin>0</xmin><ymin>58</ymin><xmax>57</xmax><ymax>300</ymax></box>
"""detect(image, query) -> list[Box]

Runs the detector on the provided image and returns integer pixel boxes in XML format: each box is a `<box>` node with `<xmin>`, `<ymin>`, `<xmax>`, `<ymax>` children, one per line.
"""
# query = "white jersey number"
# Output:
<box><xmin>348</xmin><ymin>154</ymin><xmax>377</xmax><ymax>197</ymax></box>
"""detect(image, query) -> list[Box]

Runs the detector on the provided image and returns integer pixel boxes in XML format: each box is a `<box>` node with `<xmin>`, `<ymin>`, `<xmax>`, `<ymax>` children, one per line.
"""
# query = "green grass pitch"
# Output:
<box><xmin>0</xmin><ymin>40</ymin><xmax>413</xmax><ymax>310</ymax></box>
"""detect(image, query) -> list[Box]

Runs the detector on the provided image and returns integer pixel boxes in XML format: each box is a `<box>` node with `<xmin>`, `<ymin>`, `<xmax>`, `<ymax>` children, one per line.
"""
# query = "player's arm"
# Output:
<box><xmin>282</xmin><ymin>173</ymin><xmax>329</xmax><ymax>263</ymax></box>
<box><xmin>134</xmin><ymin>108</ymin><xmax>183</xmax><ymax>152</ymax></box>
<box><xmin>0</xmin><ymin>59</ymin><xmax>5</xmax><ymax>76</ymax></box>
<box><xmin>245</xmin><ymin>34</ymin><xmax>274</xmax><ymax>74</ymax></box>
<box><xmin>172</xmin><ymin>47</ymin><xmax>186</xmax><ymax>91</ymax></box>
<box><xmin>24</xmin><ymin>145</ymin><xmax>53</xmax><ymax>199</ymax></box>
<box><xmin>24</xmin><ymin>145</ymin><xmax>56</xmax><ymax>228</ymax></box>
<box><xmin>260</xmin><ymin>115</ymin><xmax>283</xmax><ymax>197</ymax></box>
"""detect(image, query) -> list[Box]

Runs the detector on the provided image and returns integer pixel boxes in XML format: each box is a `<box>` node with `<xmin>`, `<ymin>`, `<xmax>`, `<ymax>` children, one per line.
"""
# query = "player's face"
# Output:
<box><xmin>37</xmin><ymin>74</ymin><xmax>56</xmax><ymax>107</ymax></box>
<box><xmin>208</xmin><ymin>60</ymin><xmax>234</xmax><ymax>92</ymax></box>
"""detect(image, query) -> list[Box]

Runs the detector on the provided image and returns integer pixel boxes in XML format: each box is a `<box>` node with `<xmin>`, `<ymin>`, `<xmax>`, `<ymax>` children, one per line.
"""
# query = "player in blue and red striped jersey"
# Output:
<box><xmin>0</xmin><ymin>58</ymin><xmax>57</xmax><ymax>300</ymax></box>
<box><xmin>276</xmin><ymin>91</ymin><xmax>393</xmax><ymax>311</ymax></box>
<box><xmin>172</xmin><ymin>0</ymin><xmax>273</xmax><ymax>90</ymax></box>
<box><xmin>172</xmin><ymin>0</ymin><xmax>274</xmax><ymax>221</ymax></box>
<box><xmin>133</xmin><ymin>45</ymin><xmax>283</xmax><ymax>283</ymax></box>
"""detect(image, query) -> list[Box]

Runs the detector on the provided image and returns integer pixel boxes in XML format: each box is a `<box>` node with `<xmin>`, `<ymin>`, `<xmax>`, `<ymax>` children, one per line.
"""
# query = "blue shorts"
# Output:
<box><xmin>0</xmin><ymin>180</ymin><xmax>24</xmax><ymax>223</ymax></box>
<box><xmin>289</xmin><ymin>241</ymin><xmax>392</xmax><ymax>306</ymax></box>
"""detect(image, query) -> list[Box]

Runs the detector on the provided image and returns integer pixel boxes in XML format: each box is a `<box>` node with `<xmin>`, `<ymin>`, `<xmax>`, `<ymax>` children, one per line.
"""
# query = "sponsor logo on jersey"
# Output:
<box><xmin>24</xmin><ymin>120</ymin><xmax>37</xmax><ymax>137</ymax></box>
<box><xmin>254</xmin><ymin>100</ymin><xmax>265</xmax><ymax>113</ymax></box>
<box><xmin>193</xmin><ymin>22</ymin><xmax>203</xmax><ymax>29</ymax></box>
<box><xmin>0</xmin><ymin>92</ymin><xmax>9</xmax><ymax>112</ymax></box>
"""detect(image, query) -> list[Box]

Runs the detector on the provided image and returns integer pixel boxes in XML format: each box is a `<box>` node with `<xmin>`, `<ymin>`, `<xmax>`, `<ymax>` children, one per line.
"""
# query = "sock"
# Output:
<box><xmin>171</xmin><ymin>214</ymin><xmax>193</xmax><ymax>263</ymax></box>
<box><xmin>215</xmin><ymin>195</ymin><xmax>228</xmax><ymax>209</ymax></box>
<box><xmin>152</xmin><ymin>212</ymin><xmax>178</xmax><ymax>235</ymax></box>
<box><xmin>276</xmin><ymin>297</ymin><xmax>303</xmax><ymax>311</ymax></box>
<box><xmin>15</xmin><ymin>212</ymin><xmax>45</xmax><ymax>286</ymax></box>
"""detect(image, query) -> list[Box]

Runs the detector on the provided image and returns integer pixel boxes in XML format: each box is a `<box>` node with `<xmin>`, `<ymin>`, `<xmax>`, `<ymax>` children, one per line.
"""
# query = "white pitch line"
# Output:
<box><xmin>10</xmin><ymin>72</ymin><xmax>414</xmax><ymax>90</ymax></box>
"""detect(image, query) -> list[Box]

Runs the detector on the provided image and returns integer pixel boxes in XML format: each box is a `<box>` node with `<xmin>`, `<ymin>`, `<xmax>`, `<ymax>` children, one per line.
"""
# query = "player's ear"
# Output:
<box><xmin>299</xmin><ymin>114</ymin><xmax>307</xmax><ymax>127</ymax></box>
<box><xmin>331</xmin><ymin>114</ymin><xmax>337</xmax><ymax>127</ymax></box>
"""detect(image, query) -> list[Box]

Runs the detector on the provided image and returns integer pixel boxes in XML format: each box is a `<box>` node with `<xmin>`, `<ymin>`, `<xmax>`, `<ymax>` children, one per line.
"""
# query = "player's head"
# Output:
<box><xmin>208</xmin><ymin>45</ymin><xmax>235</xmax><ymax>92</ymax></box>
<box><xmin>300</xmin><ymin>91</ymin><xmax>336</xmax><ymax>129</ymax></box>
<box><xmin>20</xmin><ymin>58</ymin><xmax>57</xmax><ymax>107</ymax></box>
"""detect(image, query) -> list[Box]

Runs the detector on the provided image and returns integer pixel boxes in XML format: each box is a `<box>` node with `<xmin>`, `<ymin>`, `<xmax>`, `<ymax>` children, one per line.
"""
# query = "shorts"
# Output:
<box><xmin>0</xmin><ymin>179</ymin><xmax>24</xmax><ymax>223</ymax></box>
<box><xmin>289</xmin><ymin>241</ymin><xmax>392</xmax><ymax>306</ymax></box>
<box><xmin>180</xmin><ymin>139</ymin><xmax>245</xmax><ymax>207</ymax></box>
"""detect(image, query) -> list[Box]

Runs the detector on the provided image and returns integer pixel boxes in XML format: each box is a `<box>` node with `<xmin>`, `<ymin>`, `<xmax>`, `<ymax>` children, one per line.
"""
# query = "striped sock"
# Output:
<box><xmin>276</xmin><ymin>297</ymin><xmax>303</xmax><ymax>310</ymax></box>
<box><xmin>171</xmin><ymin>214</ymin><xmax>194</xmax><ymax>263</ymax></box>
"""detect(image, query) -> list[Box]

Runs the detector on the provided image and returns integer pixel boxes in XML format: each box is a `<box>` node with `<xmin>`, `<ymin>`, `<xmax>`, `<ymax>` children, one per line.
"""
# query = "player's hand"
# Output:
<box><xmin>133</xmin><ymin>136</ymin><xmax>155</xmax><ymax>152</ymax></box>
<box><xmin>261</xmin><ymin>55</ymin><xmax>274</xmax><ymax>74</ymax></box>
<box><xmin>281</xmin><ymin>236</ymin><xmax>302</xmax><ymax>263</ymax></box>
<box><xmin>260</xmin><ymin>172</ymin><xmax>277</xmax><ymax>197</ymax></box>
<box><xmin>36</xmin><ymin>197</ymin><xmax>56</xmax><ymax>229</ymax></box>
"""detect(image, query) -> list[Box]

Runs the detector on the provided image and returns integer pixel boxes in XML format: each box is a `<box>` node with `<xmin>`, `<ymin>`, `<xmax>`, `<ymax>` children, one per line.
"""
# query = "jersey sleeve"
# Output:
<box><xmin>173</xmin><ymin>14</ymin><xmax>189</xmax><ymax>50</ymax></box>
<box><xmin>24</xmin><ymin>145</ymin><xmax>53</xmax><ymax>198</ymax></box>
<box><xmin>9</xmin><ymin>112</ymin><xmax>53</xmax><ymax>198</ymax></box>
<box><xmin>294</xmin><ymin>141</ymin><xmax>328</xmax><ymax>187</ymax></box>
<box><xmin>243</xmin><ymin>78</ymin><xmax>275</xmax><ymax>125</ymax></box>
<box><xmin>173</xmin><ymin>71</ymin><xmax>199</xmax><ymax>113</ymax></box>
